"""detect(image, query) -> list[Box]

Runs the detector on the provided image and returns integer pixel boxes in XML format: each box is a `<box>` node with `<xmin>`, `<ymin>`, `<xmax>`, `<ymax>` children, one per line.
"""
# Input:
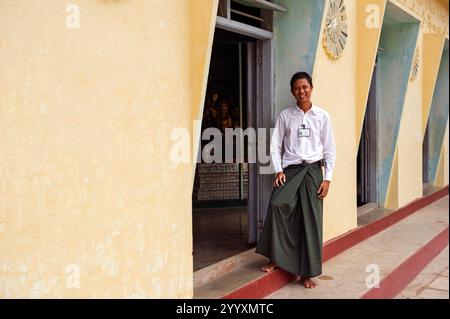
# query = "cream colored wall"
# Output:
<box><xmin>356</xmin><ymin>0</ymin><xmax>387</xmax><ymax>140</ymax></box>
<box><xmin>312</xmin><ymin>0</ymin><xmax>358</xmax><ymax>241</ymax></box>
<box><xmin>391</xmin><ymin>0</ymin><xmax>449</xmax><ymax>37</ymax></box>
<box><xmin>422</xmin><ymin>34</ymin><xmax>445</xmax><ymax>137</ymax></box>
<box><xmin>191</xmin><ymin>0</ymin><xmax>219</xmax><ymax>178</ymax></box>
<box><xmin>393</xmin><ymin>29</ymin><xmax>424</xmax><ymax>208</ymax></box>
<box><xmin>0</xmin><ymin>0</ymin><xmax>216</xmax><ymax>298</ymax></box>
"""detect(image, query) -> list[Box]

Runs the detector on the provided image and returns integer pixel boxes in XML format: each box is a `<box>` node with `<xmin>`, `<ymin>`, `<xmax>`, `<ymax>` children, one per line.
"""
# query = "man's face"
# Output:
<box><xmin>291</xmin><ymin>78</ymin><xmax>313</xmax><ymax>104</ymax></box>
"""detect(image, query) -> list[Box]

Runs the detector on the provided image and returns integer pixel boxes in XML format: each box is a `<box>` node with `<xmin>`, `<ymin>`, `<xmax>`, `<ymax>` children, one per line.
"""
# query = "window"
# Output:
<box><xmin>217</xmin><ymin>0</ymin><xmax>286</xmax><ymax>33</ymax></box>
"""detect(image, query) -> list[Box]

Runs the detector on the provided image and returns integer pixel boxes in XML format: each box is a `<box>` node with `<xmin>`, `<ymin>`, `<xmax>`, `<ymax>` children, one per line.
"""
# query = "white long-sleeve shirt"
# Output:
<box><xmin>270</xmin><ymin>104</ymin><xmax>336</xmax><ymax>181</ymax></box>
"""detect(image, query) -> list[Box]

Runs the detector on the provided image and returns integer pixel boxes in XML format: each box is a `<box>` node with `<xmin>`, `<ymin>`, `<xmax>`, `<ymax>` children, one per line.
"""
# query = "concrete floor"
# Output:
<box><xmin>357</xmin><ymin>204</ymin><xmax>394</xmax><ymax>227</ymax></box>
<box><xmin>193</xmin><ymin>190</ymin><xmax>448</xmax><ymax>299</ymax></box>
<box><xmin>423</xmin><ymin>183</ymin><xmax>442</xmax><ymax>196</ymax></box>
<box><xmin>356</xmin><ymin>184</ymin><xmax>440</xmax><ymax>227</ymax></box>
<box><xmin>396</xmin><ymin>246</ymin><xmax>449</xmax><ymax>299</ymax></box>
<box><xmin>193</xmin><ymin>185</ymin><xmax>442</xmax><ymax>272</ymax></box>
<box><xmin>193</xmin><ymin>207</ymin><xmax>252</xmax><ymax>271</ymax></box>
<box><xmin>265</xmin><ymin>196</ymin><xmax>449</xmax><ymax>299</ymax></box>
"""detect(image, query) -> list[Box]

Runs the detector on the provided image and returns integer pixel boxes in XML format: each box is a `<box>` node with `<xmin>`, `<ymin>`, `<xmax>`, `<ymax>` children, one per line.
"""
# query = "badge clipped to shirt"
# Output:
<box><xmin>298</xmin><ymin>124</ymin><xmax>311</xmax><ymax>138</ymax></box>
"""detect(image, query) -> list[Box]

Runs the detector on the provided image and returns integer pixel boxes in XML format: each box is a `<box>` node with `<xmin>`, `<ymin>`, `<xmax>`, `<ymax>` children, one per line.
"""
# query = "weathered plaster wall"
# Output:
<box><xmin>0</xmin><ymin>0</ymin><xmax>216</xmax><ymax>298</ymax></box>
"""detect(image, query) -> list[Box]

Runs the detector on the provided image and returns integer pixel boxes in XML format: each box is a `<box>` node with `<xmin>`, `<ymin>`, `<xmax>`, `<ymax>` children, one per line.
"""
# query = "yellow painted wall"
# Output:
<box><xmin>0</xmin><ymin>0</ymin><xmax>216</xmax><ymax>298</ymax></box>
<box><xmin>312</xmin><ymin>0</ymin><xmax>358</xmax><ymax>241</ymax></box>
<box><xmin>191</xmin><ymin>0</ymin><xmax>219</xmax><ymax>177</ymax></box>
<box><xmin>356</xmin><ymin>0</ymin><xmax>387</xmax><ymax>141</ymax></box>
<box><xmin>391</xmin><ymin>0</ymin><xmax>449</xmax><ymax>37</ymax></box>
<box><xmin>422</xmin><ymin>34</ymin><xmax>445</xmax><ymax>136</ymax></box>
<box><xmin>395</xmin><ymin>29</ymin><xmax>424</xmax><ymax>208</ymax></box>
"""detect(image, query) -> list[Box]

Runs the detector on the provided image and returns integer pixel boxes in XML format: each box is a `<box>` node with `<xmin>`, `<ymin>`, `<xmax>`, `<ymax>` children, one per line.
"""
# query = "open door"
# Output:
<box><xmin>192</xmin><ymin>0</ymin><xmax>278</xmax><ymax>271</ymax></box>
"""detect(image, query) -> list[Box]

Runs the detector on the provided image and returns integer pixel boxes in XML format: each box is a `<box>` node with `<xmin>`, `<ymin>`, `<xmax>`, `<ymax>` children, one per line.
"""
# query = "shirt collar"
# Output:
<box><xmin>294</xmin><ymin>104</ymin><xmax>317</xmax><ymax>115</ymax></box>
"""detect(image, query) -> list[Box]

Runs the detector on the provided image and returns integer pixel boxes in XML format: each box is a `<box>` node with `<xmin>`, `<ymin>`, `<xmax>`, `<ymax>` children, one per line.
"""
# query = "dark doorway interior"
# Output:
<box><xmin>193</xmin><ymin>29</ymin><xmax>256</xmax><ymax>271</ymax></box>
<box><xmin>357</xmin><ymin>59</ymin><xmax>378</xmax><ymax>207</ymax></box>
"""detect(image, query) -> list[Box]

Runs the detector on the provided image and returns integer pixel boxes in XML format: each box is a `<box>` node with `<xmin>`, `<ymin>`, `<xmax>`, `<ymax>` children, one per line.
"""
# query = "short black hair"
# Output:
<box><xmin>290</xmin><ymin>72</ymin><xmax>313</xmax><ymax>90</ymax></box>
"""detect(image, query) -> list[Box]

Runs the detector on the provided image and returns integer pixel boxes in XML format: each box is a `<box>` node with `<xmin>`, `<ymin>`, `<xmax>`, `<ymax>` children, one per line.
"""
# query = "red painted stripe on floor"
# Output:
<box><xmin>323</xmin><ymin>186</ymin><xmax>449</xmax><ymax>262</ymax></box>
<box><xmin>221</xmin><ymin>186</ymin><xmax>448</xmax><ymax>299</ymax></box>
<box><xmin>361</xmin><ymin>227</ymin><xmax>449</xmax><ymax>299</ymax></box>
<box><xmin>222</xmin><ymin>269</ymin><xmax>294</xmax><ymax>299</ymax></box>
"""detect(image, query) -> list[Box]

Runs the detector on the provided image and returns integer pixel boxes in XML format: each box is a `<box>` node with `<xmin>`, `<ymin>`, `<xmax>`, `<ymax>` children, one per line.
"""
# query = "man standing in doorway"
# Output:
<box><xmin>256</xmin><ymin>72</ymin><xmax>336</xmax><ymax>289</ymax></box>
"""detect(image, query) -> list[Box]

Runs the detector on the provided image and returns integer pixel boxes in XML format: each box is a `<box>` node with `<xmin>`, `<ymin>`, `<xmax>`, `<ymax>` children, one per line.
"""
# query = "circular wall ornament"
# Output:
<box><xmin>410</xmin><ymin>49</ymin><xmax>420</xmax><ymax>81</ymax></box>
<box><xmin>323</xmin><ymin>0</ymin><xmax>348</xmax><ymax>59</ymax></box>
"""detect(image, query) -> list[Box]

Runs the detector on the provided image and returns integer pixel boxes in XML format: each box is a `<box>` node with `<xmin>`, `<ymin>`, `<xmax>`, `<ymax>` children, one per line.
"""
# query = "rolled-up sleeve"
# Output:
<box><xmin>270</xmin><ymin>114</ymin><xmax>285</xmax><ymax>174</ymax></box>
<box><xmin>321</xmin><ymin>114</ymin><xmax>336</xmax><ymax>181</ymax></box>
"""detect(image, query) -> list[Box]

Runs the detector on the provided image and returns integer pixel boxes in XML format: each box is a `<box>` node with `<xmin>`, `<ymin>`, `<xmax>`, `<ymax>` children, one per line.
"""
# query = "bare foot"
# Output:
<box><xmin>301</xmin><ymin>278</ymin><xmax>316</xmax><ymax>289</ymax></box>
<box><xmin>260</xmin><ymin>262</ymin><xmax>279</xmax><ymax>273</ymax></box>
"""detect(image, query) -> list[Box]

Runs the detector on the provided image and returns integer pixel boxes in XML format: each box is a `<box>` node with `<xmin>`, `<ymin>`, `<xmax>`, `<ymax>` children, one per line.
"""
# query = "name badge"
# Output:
<box><xmin>298</xmin><ymin>126</ymin><xmax>310</xmax><ymax>138</ymax></box>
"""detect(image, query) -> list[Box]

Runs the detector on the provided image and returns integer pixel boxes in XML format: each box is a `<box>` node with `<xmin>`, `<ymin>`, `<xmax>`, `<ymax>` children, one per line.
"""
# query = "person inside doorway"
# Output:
<box><xmin>255</xmin><ymin>72</ymin><xmax>336</xmax><ymax>289</ymax></box>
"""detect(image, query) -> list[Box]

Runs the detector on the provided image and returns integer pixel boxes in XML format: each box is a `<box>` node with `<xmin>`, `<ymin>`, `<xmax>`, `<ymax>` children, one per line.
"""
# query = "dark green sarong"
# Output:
<box><xmin>256</xmin><ymin>162</ymin><xmax>323</xmax><ymax>277</ymax></box>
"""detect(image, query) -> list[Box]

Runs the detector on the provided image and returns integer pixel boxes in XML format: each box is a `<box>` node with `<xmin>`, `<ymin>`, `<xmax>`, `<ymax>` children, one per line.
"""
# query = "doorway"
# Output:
<box><xmin>192</xmin><ymin>29</ymin><xmax>256</xmax><ymax>271</ymax></box>
<box><xmin>192</xmin><ymin>0</ymin><xmax>276</xmax><ymax>272</ymax></box>
<box><xmin>357</xmin><ymin>57</ymin><xmax>378</xmax><ymax>207</ymax></box>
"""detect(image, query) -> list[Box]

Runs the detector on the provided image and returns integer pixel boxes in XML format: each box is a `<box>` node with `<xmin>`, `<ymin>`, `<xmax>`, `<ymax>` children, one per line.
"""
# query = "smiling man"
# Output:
<box><xmin>255</xmin><ymin>71</ymin><xmax>336</xmax><ymax>289</ymax></box>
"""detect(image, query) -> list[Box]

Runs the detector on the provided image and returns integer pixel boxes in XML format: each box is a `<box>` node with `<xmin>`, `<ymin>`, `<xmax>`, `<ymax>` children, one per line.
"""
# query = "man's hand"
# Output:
<box><xmin>317</xmin><ymin>180</ymin><xmax>331</xmax><ymax>199</ymax></box>
<box><xmin>274</xmin><ymin>172</ymin><xmax>286</xmax><ymax>188</ymax></box>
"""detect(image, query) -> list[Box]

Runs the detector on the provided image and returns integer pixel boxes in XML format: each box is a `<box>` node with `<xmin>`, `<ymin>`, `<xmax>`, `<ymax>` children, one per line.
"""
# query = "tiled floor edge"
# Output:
<box><xmin>361</xmin><ymin>227</ymin><xmax>449</xmax><ymax>299</ymax></box>
<box><xmin>220</xmin><ymin>185</ymin><xmax>449</xmax><ymax>299</ymax></box>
